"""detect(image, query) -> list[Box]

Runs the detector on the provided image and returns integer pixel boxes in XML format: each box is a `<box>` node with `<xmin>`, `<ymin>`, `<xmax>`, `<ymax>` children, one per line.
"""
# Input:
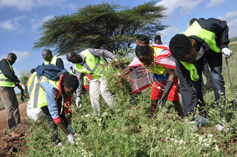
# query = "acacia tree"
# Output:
<box><xmin>33</xmin><ymin>1</ymin><xmax>167</xmax><ymax>55</ymax></box>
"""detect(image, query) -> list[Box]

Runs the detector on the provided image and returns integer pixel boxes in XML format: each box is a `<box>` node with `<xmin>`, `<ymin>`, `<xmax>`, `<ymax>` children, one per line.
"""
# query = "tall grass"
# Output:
<box><xmin>20</xmin><ymin>44</ymin><xmax>237</xmax><ymax>156</ymax></box>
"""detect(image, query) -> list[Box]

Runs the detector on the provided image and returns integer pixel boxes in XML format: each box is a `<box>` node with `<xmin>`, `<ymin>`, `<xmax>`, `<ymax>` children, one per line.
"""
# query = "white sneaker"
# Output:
<box><xmin>216</xmin><ymin>120</ymin><xmax>229</xmax><ymax>133</ymax></box>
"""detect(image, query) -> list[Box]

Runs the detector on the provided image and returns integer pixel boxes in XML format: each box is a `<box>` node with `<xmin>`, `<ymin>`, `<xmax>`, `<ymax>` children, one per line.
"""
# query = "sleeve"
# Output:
<box><xmin>56</xmin><ymin>58</ymin><xmax>64</xmax><ymax>70</ymax></box>
<box><xmin>0</xmin><ymin>59</ymin><xmax>19</xmax><ymax>83</ymax></box>
<box><xmin>75</xmin><ymin>69</ymin><xmax>84</xmax><ymax>97</ymax></box>
<box><xmin>175</xmin><ymin>60</ymin><xmax>204</xmax><ymax>116</ymax></box>
<box><xmin>201</xmin><ymin>18</ymin><xmax>230</xmax><ymax>49</ymax></box>
<box><xmin>88</xmin><ymin>48</ymin><xmax>116</xmax><ymax>59</ymax></box>
<box><xmin>210</xmin><ymin>18</ymin><xmax>229</xmax><ymax>49</ymax></box>
<box><xmin>41</xmin><ymin>82</ymin><xmax>62</xmax><ymax>123</ymax></box>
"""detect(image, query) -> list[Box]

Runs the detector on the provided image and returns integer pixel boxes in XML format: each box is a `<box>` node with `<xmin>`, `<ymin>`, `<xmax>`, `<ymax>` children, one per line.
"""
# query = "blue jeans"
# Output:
<box><xmin>207</xmin><ymin>53</ymin><xmax>225</xmax><ymax>103</ymax></box>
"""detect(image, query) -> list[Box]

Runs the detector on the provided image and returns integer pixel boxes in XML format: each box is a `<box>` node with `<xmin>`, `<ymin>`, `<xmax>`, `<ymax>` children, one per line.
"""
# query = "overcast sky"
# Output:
<box><xmin>0</xmin><ymin>0</ymin><xmax>237</xmax><ymax>79</ymax></box>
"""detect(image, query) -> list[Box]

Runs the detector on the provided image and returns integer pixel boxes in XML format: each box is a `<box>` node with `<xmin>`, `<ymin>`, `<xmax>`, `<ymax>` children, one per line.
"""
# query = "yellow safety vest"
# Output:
<box><xmin>75</xmin><ymin>49</ymin><xmax>109</xmax><ymax>80</ymax></box>
<box><xmin>184</xmin><ymin>21</ymin><xmax>220</xmax><ymax>53</ymax></box>
<box><xmin>70</xmin><ymin>70</ymin><xmax>76</xmax><ymax>75</ymax></box>
<box><xmin>27</xmin><ymin>73</ymin><xmax>61</xmax><ymax>108</ymax></box>
<box><xmin>27</xmin><ymin>72</ymin><xmax>47</xmax><ymax>108</ymax></box>
<box><xmin>181</xmin><ymin>21</ymin><xmax>220</xmax><ymax>81</ymax></box>
<box><xmin>148</xmin><ymin>46</ymin><xmax>167</xmax><ymax>75</ymax></box>
<box><xmin>0</xmin><ymin>59</ymin><xmax>15</xmax><ymax>87</ymax></box>
<box><xmin>44</xmin><ymin>56</ymin><xmax>61</xmax><ymax>66</ymax></box>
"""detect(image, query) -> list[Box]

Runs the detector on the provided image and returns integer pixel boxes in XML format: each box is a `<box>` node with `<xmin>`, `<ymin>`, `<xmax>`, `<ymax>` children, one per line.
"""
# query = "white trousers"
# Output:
<box><xmin>89</xmin><ymin>77</ymin><xmax>116</xmax><ymax>116</ymax></box>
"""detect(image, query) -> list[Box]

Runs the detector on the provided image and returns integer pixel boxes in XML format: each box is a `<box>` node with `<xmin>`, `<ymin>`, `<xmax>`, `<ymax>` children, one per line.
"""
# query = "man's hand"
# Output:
<box><xmin>16</xmin><ymin>84</ymin><xmax>25</xmax><ymax>101</ymax></box>
<box><xmin>76</xmin><ymin>97</ymin><xmax>81</xmax><ymax>108</ymax></box>
<box><xmin>222</xmin><ymin>48</ymin><xmax>233</xmax><ymax>58</ymax></box>
<box><xmin>67</xmin><ymin>133</ymin><xmax>75</xmax><ymax>144</ymax></box>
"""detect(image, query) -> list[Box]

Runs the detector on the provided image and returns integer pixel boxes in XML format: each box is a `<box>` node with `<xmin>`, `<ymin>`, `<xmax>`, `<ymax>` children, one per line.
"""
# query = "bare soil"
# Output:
<box><xmin>0</xmin><ymin>102</ymin><xmax>30</xmax><ymax>157</ymax></box>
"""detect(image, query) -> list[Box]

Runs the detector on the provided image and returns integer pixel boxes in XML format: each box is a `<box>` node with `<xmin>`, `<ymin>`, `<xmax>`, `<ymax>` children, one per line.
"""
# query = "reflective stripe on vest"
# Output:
<box><xmin>41</xmin><ymin>76</ymin><xmax>61</xmax><ymax>98</ymax></box>
<box><xmin>75</xmin><ymin>49</ymin><xmax>108</xmax><ymax>80</ymax></box>
<box><xmin>27</xmin><ymin>72</ymin><xmax>47</xmax><ymax>108</ymax></box>
<box><xmin>44</xmin><ymin>56</ymin><xmax>60</xmax><ymax>66</ymax></box>
<box><xmin>83</xmin><ymin>75</ymin><xmax>91</xmax><ymax>86</ymax></box>
<box><xmin>184</xmin><ymin>21</ymin><xmax>220</xmax><ymax>53</ymax></box>
<box><xmin>0</xmin><ymin>59</ymin><xmax>15</xmax><ymax>87</ymax></box>
<box><xmin>180</xmin><ymin>61</ymin><xmax>199</xmax><ymax>81</ymax></box>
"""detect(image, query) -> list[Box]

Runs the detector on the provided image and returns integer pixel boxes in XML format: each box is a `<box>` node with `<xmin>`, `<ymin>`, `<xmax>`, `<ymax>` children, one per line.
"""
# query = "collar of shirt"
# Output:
<box><xmin>196</xmin><ymin>46</ymin><xmax>205</xmax><ymax>61</ymax></box>
<box><xmin>78</xmin><ymin>53</ymin><xmax>86</xmax><ymax>64</ymax></box>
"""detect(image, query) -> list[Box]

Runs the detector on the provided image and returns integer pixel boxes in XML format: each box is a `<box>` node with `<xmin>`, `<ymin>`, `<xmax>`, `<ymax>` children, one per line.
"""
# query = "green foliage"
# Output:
<box><xmin>20</xmin><ymin>44</ymin><xmax>237</xmax><ymax>156</ymax></box>
<box><xmin>18</xmin><ymin>69</ymin><xmax>31</xmax><ymax>86</ymax></box>
<box><xmin>33</xmin><ymin>1</ymin><xmax>167</xmax><ymax>56</ymax></box>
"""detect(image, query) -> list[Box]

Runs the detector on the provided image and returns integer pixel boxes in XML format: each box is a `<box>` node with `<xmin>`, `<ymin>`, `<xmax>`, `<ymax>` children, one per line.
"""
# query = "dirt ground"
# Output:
<box><xmin>0</xmin><ymin>102</ymin><xmax>30</xmax><ymax>157</ymax></box>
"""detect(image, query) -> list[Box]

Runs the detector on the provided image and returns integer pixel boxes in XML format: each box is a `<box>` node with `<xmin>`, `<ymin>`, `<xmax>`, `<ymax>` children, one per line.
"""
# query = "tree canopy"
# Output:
<box><xmin>33</xmin><ymin>1</ymin><xmax>167</xmax><ymax>55</ymax></box>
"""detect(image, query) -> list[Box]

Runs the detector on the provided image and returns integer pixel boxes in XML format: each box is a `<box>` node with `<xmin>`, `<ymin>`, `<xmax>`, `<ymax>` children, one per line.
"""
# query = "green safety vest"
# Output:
<box><xmin>181</xmin><ymin>21</ymin><xmax>220</xmax><ymax>81</ymax></box>
<box><xmin>0</xmin><ymin>59</ymin><xmax>15</xmax><ymax>87</ymax></box>
<box><xmin>44</xmin><ymin>56</ymin><xmax>61</xmax><ymax>66</ymax></box>
<box><xmin>75</xmin><ymin>49</ymin><xmax>109</xmax><ymax>80</ymax></box>
<box><xmin>184</xmin><ymin>21</ymin><xmax>220</xmax><ymax>53</ymax></box>
<box><xmin>145</xmin><ymin>46</ymin><xmax>166</xmax><ymax>75</ymax></box>
<box><xmin>27</xmin><ymin>72</ymin><xmax>61</xmax><ymax>108</ymax></box>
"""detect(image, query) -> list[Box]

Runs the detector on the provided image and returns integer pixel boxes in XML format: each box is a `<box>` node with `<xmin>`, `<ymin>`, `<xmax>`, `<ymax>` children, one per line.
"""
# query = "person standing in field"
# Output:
<box><xmin>42</xmin><ymin>49</ymin><xmax>64</xmax><ymax>70</ymax></box>
<box><xmin>66</xmin><ymin>49</ymin><xmax>117</xmax><ymax>116</ymax></box>
<box><xmin>27</xmin><ymin>71</ymin><xmax>79</xmax><ymax>146</ymax></box>
<box><xmin>121</xmin><ymin>37</ymin><xmax>182</xmax><ymax>117</ymax></box>
<box><xmin>153</xmin><ymin>35</ymin><xmax>163</xmax><ymax>45</ymax></box>
<box><xmin>0</xmin><ymin>53</ymin><xmax>23</xmax><ymax>130</ymax></box>
<box><xmin>169</xmin><ymin>17</ymin><xmax>232</xmax><ymax>131</ymax></box>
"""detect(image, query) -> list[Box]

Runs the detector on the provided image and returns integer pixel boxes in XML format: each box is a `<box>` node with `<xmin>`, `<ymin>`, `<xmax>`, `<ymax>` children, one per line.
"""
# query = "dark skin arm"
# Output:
<box><xmin>165</xmin><ymin>67</ymin><xmax>175</xmax><ymax>81</ymax></box>
<box><xmin>56</xmin><ymin>121</ymin><xmax>70</xmax><ymax>135</ymax></box>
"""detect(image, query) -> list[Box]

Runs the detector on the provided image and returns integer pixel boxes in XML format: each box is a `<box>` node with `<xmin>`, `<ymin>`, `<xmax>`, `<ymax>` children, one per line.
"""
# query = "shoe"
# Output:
<box><xmin>196</xmin><ymin>115</ymin><xmax>210</xmax><ymax>127</ymax></box>
<box><xmin>216</xmin><ymin>120</ymin><xmax>229</xmax><ymax>133</ymax></box>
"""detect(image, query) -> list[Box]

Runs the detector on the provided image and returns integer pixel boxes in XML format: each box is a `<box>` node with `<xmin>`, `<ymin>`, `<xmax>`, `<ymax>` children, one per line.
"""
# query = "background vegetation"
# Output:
<box><xmin>33</xmin><ymin>1</ymin><xmax>167</xmax><ymax>56</ymax></box>
<box><xmin>16</xmin><ymin>42</ymin><xmax>237</xmax><ymax>156</ymax></box>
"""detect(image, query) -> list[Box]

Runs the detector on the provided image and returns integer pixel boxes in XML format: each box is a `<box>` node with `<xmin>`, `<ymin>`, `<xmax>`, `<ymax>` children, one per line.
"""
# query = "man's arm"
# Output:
<box><xmin>209</xmin><ymin>18</ymin><xmax>229</xmax><ymax>49</ymax></box>
<box><xmin>41</xmin><ymin>82</ymin><xmax>70</xmax><ymax>135</ymax></box>
<box><xmin>0</xmin><ymin>59</ymin><xmax>19</xmax><ymax>83</ymax></box>
<box><xmin>164</xmin><ymin>67</ymin><xmax>175</xmax><ymax>81</ymax></box>
<box><xmin>199</xmin><ymin>18</ymin><xmax>230</xmax><ymax>49</ymax></box>
<box><xmin>88</xmin><ymin>48</ymin><xmax>116</xmax><ymax>59</ymax></box>
<box><xmin>56</xmin><ymin>58</ymin><xmax>64</xmax><ymax>70</ymax></box>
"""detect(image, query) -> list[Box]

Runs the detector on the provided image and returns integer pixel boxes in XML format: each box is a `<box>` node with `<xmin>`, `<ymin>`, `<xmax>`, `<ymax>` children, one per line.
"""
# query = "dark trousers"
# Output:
<box><xmin>201</xmin><ymin>58</ymin><xmax>213</xmax><ymax>94</ymax></box>
<box><xmin>41</xmin><ymin>106</ymin><xmax>61</xmax><ymax>144</ymax></box>
<box><xmin>41</xmin><ymin>97</ymin><xmax>68</xmax><ymax>144</ymax></box>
